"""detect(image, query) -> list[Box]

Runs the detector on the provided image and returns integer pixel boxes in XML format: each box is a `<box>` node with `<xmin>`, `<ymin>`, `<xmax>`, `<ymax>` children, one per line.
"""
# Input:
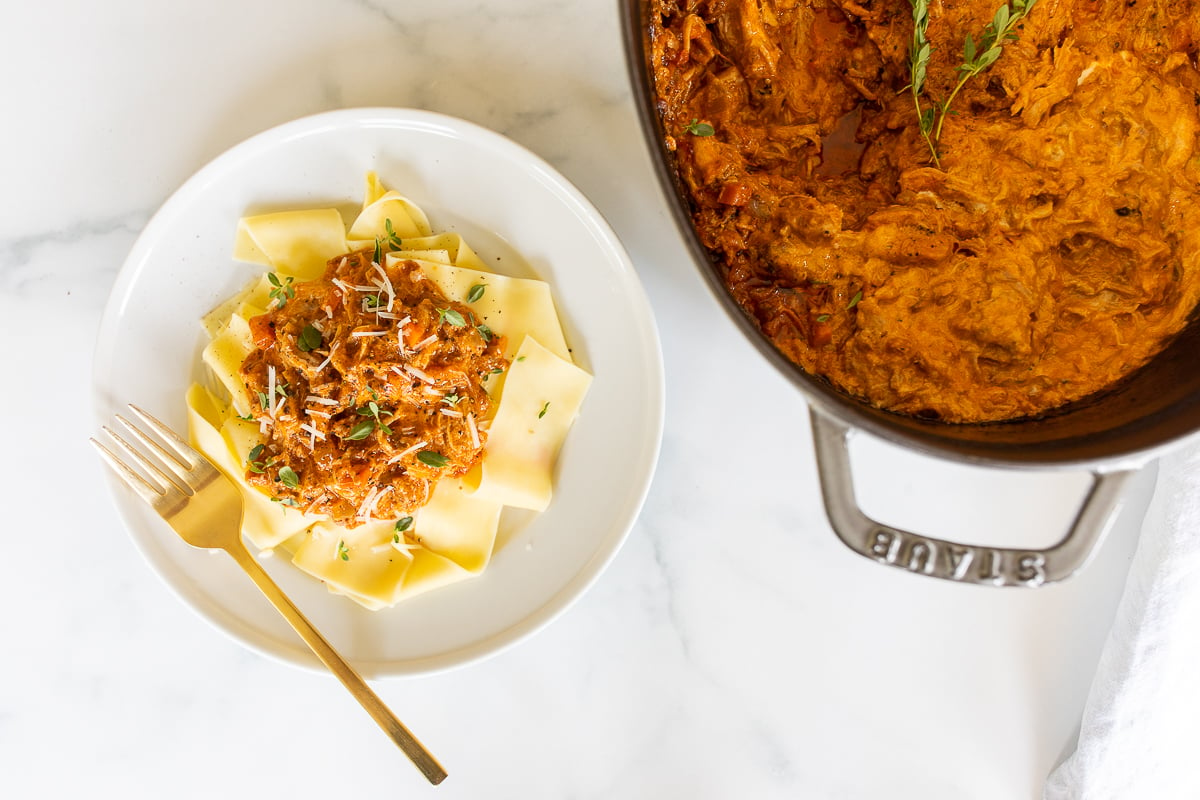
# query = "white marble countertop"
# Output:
<box><xmin>0</xmin><ymin>1</ymin><xmax>1159</xmax><ymax>797</ymax></box>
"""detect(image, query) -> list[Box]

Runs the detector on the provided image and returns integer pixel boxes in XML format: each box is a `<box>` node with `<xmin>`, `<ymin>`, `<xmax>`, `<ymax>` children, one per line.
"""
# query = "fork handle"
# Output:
<box><xmin>226</xmin><ymin>545</ymin><xmax>448</xmax><ymax>785</ymax></box>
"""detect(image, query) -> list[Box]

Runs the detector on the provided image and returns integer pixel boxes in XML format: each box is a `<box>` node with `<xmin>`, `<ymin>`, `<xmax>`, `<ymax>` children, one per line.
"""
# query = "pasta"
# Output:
<box><xmin>188</xmin><ymin>173</ymin><xmax>591</xmax><ymax>608</ymax></box>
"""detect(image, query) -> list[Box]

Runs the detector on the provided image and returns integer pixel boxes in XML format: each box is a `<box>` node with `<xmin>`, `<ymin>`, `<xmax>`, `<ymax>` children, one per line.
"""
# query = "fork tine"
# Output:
<box><xmin>90</xmin><ymin>437</ymin><xmax>169</xmax><ymax>507</ymax></box>
<box><xmin>100</xmin><ymin>425</ymin><xmax>193</xmax><ymax>497</ymax></box>
<box><xmin>116</xmin><ymin>412</ymin><xmax>194</xmax><ymax>489</ymax></box>
<box><xmin>126</xmin><ymin>404</ymin><xmax>200</xmax><ymax>468</ymax></box>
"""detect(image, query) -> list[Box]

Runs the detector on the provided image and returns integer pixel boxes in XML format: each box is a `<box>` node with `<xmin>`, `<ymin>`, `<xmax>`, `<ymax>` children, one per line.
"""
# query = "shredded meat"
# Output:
<box><xmin>651</xmin><ymin>0</ymin><xmax>1200</xmax><ymax>422</ymax></box>
<box><xmin>240</xmin><ymin>250</ymin><xmax>507</xmax><ymax>525</ymax></box>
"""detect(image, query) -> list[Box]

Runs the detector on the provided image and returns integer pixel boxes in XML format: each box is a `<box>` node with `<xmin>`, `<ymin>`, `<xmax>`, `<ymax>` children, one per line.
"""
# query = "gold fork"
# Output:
<box><xmin>91</xmin><ymin>404</ymin><xmax>447</xmax><ymax>785</ymax></box>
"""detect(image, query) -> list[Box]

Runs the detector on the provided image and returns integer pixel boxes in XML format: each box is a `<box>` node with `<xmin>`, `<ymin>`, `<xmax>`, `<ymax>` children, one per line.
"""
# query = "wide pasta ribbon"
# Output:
<box><xmin>185</xmin><ymin>173</ymin><xmax>591</xmax><ymax>609</ymax></box>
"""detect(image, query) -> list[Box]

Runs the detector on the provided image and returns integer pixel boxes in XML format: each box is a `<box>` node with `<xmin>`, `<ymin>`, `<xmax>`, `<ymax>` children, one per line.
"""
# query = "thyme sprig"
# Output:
<box><xmin>936</xmin><ymin>0</ymin><xmax>1039</xmax><ymax>140</ymax></box>
<box><xmin>345</xmin><ymin>400</ymin><xmax>393</xmax><ymax>440</ymax></box>
<box><xmin>373</xmin><ymin>218</ymin><xmax>404</xmax><ymax>265</ymax></box>
<box><xmin>246</xmin><ymin>443</ymin><xmax>276</xmax><ymax>474</ymax></box>
<box><xmin>907</xmin><ymin>0</ymin><xmax>1038</xmax><ymax>165</ymax></box>
<box><xmin>268</xmin><ymin>272</ymin><xmax>295</xmax><ymax>309</ymax></box>
<box><xmin>908</xmin><ymin>0</ymin><xmax>936</xmax><ymax>165</ymax></box>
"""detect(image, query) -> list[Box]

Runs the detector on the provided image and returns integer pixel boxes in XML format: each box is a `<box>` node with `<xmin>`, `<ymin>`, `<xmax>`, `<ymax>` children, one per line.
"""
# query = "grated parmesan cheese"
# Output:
<box><xmin>299</xmin><ymin>422</ymin><xmax>326</xmax><ymax>441</ymax></box>
<box><xmin>371</xmin><ymin>262</ymin><xmax>396</xmax><ymax>312</ymax></box>
<box><xmin>466</xmin><ymin>412</ymin><xmax>480</xmax><ymax>449</ymax></box>
<box><xmin>355</xmin><ymin>486</ymin><xmax>379</xmax><ymax>520</ymax></box>
<box><xmin>356</xmin><ymin>485</ymin><xmax>391</xmax><ymax>520</ymax></box>
<box><xmin>367</xmin><ymin>486</ymin><xmax>391</xmax><ymax>518</ymax></box>
<box><xmin>412</xmin><ymin>334</ymin><xmax>438</xmax><ymax>352</ymax></box>
<box><xmin>302</xmin><ymin>493</ymin><xmax>328</xmax><ymax>516</ymax></box>
<box><xmin>314</xmin><ymin>344</ymin><xmax>338</xmax><ymax>373</ymax></box>
<box><xmin>403</xmin><ymin>364</ymin><xmax>435</xmax><ymax>384</ymax></box>
<box><xmin>387</xmin><ymin>440</ymin><xmax>428</xmax><ymax>464</ymax></box>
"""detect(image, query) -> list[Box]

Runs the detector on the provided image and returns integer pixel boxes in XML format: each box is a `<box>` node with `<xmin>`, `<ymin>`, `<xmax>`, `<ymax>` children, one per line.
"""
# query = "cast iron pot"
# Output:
<box><xmin>621</xmin><ymin>0</ymin><xmax>1200</xmax><ymax>586</ymax></box>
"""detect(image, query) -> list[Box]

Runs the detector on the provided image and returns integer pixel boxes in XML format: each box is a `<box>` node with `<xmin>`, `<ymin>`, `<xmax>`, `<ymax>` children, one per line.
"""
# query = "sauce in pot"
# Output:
<box><xmin>651</xmin><ymin>0</ymin><xmax>1200</xmax><ymax>422</ymax></box>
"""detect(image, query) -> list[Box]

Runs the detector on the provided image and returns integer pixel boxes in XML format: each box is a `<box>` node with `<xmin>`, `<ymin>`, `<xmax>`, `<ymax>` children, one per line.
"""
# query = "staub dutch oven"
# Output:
<box><xmin>620</xmin><ymin>0</ymin><xmax>1200</xmax><ymax>587</ymax></box>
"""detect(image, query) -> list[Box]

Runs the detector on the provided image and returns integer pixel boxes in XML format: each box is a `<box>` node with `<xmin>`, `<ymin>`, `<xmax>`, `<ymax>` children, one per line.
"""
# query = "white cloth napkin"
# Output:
<box><xmin>1044</xmin><ymin>441</ymin><xmax>1200</xmax><ymax>800</ymax></box>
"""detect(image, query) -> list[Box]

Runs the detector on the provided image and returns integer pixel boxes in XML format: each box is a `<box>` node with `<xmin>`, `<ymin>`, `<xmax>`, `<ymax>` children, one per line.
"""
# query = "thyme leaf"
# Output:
<box><xmin>277</xmin><ymin>465</ymin><xmax>300</xmax><ymax>489</ymax></box>
<box><xmin>345</xmin><ymin>418</ymin><xmax>376</xmax><ymax>440</ymax></box>
<box><xmin>297</xmin><ymin>324</ymin><xmax>323</xmax><ymax>352</ymax></box>
<box><xmin>417</xmin><ymin>450</ymin><xmax>450</xmax><ymax>468</ymax></box>
<box><xmin>438</xmin><ymin>307</ymin><xmax>466</xmax><ymax>327</ymax></box>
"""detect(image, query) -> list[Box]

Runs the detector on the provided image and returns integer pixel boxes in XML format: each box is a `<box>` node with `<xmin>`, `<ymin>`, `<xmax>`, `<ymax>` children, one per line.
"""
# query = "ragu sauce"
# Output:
<box><xmin>240</xmin><ymin>249</ymin><xmax>507</xmax><ymax>525</ymax></box>
<box><xmin>650</xmin><ymin>0</ymin><xmax>1200</xmax><ymax>422</ymax></box>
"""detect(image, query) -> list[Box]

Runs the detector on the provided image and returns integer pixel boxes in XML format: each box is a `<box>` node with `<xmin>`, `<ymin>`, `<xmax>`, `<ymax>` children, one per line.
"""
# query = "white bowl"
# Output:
<box><xmin>92</xmin><ymin>108</ymin><xmax>665</xmax><ymax>677</ymax></box>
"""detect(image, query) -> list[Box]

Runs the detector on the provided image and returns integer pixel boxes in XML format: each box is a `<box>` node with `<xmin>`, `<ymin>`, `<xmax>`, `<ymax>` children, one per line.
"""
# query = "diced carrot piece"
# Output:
<box><xmin>718</xmin><ymin>182</ymin><xmax>752</xmax><ymax>206</ymax></box>
<box><xmin>248</xmin><ymin>314</ymin><xmax>276</xmax><ymax>350</ymax></box>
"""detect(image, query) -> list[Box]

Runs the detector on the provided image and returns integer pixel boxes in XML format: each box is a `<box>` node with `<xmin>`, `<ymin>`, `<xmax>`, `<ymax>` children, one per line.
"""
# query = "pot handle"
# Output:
<box><xmin>808</xmin><ymin>407</ymin><xmax>1136</xmax><ymax>587</ymax></box>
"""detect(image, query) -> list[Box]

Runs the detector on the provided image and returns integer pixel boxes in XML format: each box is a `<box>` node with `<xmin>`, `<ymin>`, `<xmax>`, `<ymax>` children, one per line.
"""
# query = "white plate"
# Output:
<box><xmin>92</xmin><ymin>108</ymin><xmax>664</xmax><ymax>677</ymax></box>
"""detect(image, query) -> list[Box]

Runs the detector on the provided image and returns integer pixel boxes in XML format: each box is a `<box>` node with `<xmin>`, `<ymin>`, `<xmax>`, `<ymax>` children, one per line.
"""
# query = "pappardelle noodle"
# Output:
<box><xmin>188</xmin><ymin>173</ymin><xmax>591</xmax><ymax>610</ymax></box>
